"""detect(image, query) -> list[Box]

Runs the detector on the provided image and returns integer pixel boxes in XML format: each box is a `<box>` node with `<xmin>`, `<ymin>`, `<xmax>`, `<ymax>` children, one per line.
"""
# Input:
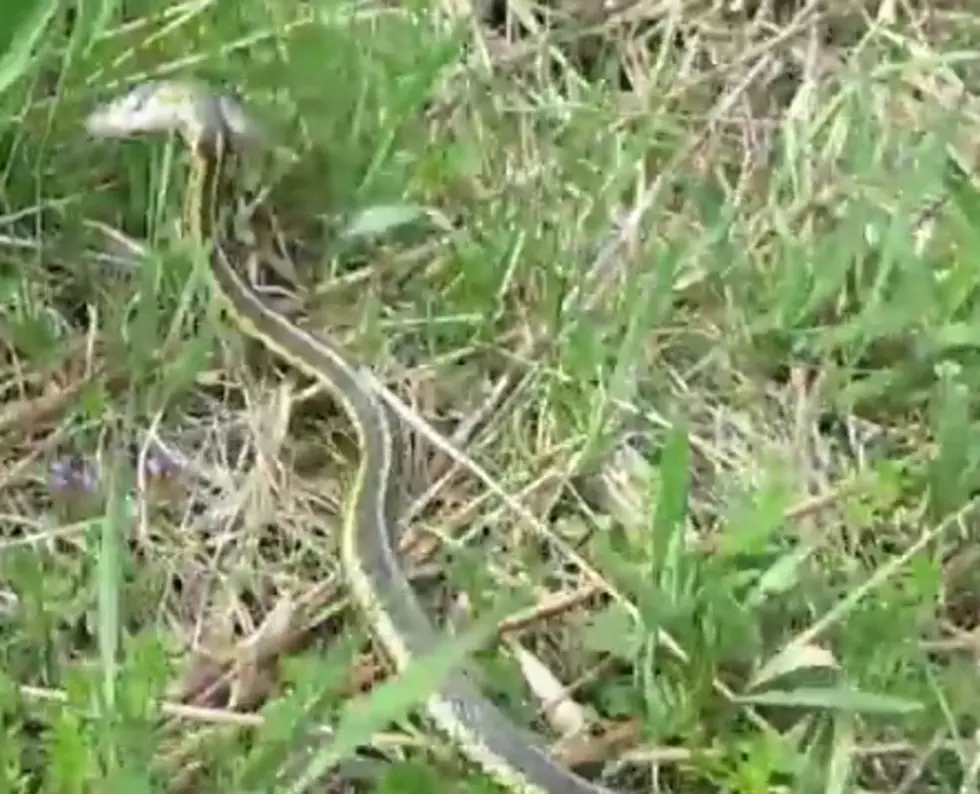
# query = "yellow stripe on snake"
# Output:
<box><xmin>85</xmin><ymin>80</ymin><xmax>621</xmax><ymax>794</ymax></box>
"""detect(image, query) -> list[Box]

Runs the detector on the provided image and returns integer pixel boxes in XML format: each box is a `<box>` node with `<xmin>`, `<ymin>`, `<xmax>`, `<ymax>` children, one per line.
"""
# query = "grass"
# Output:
<box><xmin>0</xmin><ymin>0</ymin><xmax>979</xmax><ymax>792</ymax></box>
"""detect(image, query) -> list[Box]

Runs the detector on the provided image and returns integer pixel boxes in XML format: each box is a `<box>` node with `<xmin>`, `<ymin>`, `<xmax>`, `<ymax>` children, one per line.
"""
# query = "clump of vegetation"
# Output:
<box><xmin>0</xmin><ymin>1</ymin><xmax>976</xmax><ymax>792</ymax></box>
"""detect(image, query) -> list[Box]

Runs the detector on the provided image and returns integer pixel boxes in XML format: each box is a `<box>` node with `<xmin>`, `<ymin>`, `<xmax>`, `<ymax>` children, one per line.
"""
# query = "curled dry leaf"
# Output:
<box><xmin>242</xmin><ymin>594</ymin><xmax>297</xmax><ymax>659</ymax></box>
<box><xmin>507</xmin><ymin>637</ymin><xmax>589</xmax><ymax>740</ymax></box>
<box><xmin>224</xmin><ymin>595</ymin><xmax>298</xmax><ymax>710</ymax></box>
<box><xmin>749</xmin><ymin>641</ymin><xmax>839</xmax><ymax>690</ymax></box>
<box><xmin>174</xmin><ymin>649</ymin><xmax>230</xmax><ymax>707</ymax></box>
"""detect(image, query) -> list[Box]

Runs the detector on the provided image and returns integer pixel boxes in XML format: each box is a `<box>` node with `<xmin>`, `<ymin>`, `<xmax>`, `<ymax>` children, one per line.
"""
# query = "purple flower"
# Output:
<box><xmin>143</xmin><ymin>448</ymin><xmax>181</xmax><ymax>482</ymax></box>
<box><xmin>50</xmin><ymin>456</ymin><xmax>98</xmax><ymax>494</ymax></box>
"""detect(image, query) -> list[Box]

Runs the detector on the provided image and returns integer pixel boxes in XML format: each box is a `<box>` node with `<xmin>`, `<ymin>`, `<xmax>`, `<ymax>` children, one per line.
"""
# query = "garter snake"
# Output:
<box><xmin>85</xmin><ymin>81</ymin><xmax>620</xmax><ymax>794</ymax></box>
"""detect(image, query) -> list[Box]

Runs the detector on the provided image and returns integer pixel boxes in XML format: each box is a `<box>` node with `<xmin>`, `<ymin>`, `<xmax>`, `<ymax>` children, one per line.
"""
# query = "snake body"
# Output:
<box><xmin>85</xmin><ymin>81</ymin><xmax>620</xmax><ymax>794</ymax></box>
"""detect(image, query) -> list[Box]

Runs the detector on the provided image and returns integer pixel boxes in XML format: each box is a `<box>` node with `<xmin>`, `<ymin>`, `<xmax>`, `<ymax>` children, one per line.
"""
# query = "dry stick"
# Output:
<box><xmin>892</xmin><ymin>730</ymin><xmax>952</xmax><ymax>794</ymax></box>
<box><xmin>0</xmin><ymin>425</ymin><xmax>75</xmax><ymax>493</ymax></box>
<box><xmin>0</xmin><ymin>330</ymin><xmax>103</xmax><ymax>436</ymax></box>
<box><xmin>403</xmin><ymin>352</ymin><xmax>531</xmax><ymax>522</ymax></box>
<box><xmin>171</xmin><ymin>559</ymin><xmax>453</xmax><ymax>713</ymax></box>
<box><xmin>17</xmin><ymin>681</ymin><xmax>949</xmax><ymax>763</ymax></box>
<box><xmin>0</xmin><ymin>380</ymin><xmax>92</xmax><ymax>437</ymax></box>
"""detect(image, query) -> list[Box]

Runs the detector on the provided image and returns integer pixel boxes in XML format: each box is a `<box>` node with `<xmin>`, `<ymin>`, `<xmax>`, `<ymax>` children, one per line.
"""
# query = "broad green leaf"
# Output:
<box><xmin>649</xmin><ymin>422</ymin><xmax>690</xmax><ymax>593</ymax></box>
<box><xmin>735</xmin><ymin>686</ymin><xmax>922</xmax><ymax>715</ymax></box>
<box><xmin>341</xmin><ymin>204</ymin><xmax>434</xmax><ymax>240</ymax></box>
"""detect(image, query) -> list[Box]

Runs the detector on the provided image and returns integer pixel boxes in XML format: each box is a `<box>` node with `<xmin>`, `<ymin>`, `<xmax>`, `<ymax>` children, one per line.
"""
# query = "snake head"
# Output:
<box><xmin>85</xmin><ymin>80</ymin><xmax>263</xmax><ymax>152</ymax></box>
